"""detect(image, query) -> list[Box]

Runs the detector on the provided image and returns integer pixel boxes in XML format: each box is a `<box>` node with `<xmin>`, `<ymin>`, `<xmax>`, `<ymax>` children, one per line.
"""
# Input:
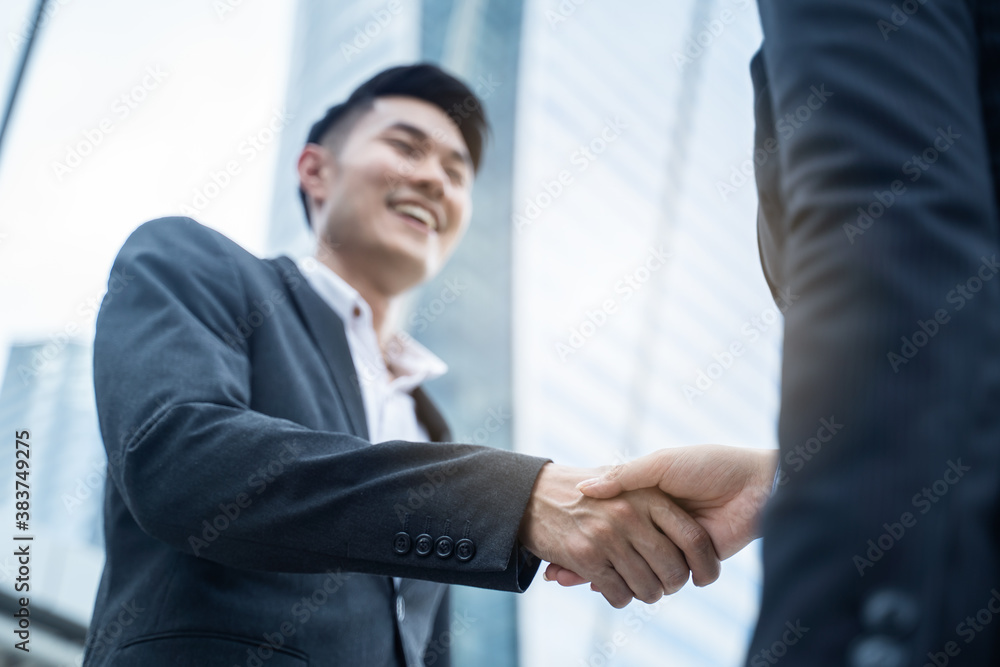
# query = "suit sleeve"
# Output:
<box><xmin>94</xmin><ymin>217</ymin><xmax>549</xmax><ymax>592</ymax></box>
<box><xmin>750</xmin><ymin>2</ymin><xmax>1000</xmax><ymax>663</ymax></box>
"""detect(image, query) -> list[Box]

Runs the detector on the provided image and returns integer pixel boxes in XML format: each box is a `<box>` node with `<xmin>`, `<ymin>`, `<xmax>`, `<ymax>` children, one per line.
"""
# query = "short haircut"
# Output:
<box><xmin>299</xmin><ymin>62</ymin><xmax>489</xmax><ymax>227</ymax></box>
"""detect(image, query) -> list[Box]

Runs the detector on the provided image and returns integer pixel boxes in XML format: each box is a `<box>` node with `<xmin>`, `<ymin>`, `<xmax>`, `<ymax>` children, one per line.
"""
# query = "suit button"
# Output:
<box><xmin>435</xmin><ymin>536</ymin><xmax>454</xmax><ymax>559</ymax></box>
<box><xmin>415</xmin><ymin>534</ymin><xmax>433</xmax><ymax>556</ymax></box>
<box><xmin>396</xmin><ymin>596</ymin><xmax>405</xmax><ymax>622</ymax></box>
<box><xmin>861</xmin><ymin>589</ymin><xmax>919</xmax><ymax>636</ymax></box>
<box><xmin>455</xmin><ymin>538</ymin><xmax>476</xmax><ymax>562</ymax></box>
<box><xmin>848</xmin><ymin>636</ymin><xmax>907</xmax><ymax>667</ymax></box>
<box><xmin>393</xmin><ymin>532</ymin><xmax>411</xmax><ymax>555</ymax></box>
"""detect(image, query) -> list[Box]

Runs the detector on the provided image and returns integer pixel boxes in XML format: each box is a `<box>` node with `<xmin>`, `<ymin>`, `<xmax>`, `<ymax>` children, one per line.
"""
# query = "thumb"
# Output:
<box><xmin>576</xmin><ymin>462</ymin><xmax>643</xmax><ymax>498</ymax></box>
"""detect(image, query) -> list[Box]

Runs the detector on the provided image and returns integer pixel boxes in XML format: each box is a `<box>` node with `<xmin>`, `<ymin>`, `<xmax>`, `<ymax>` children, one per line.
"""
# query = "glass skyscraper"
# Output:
<box><xmin>0</xmin><ymin>342</ymin><xmax>105</xmax><ymax>665</ymax></box>
<box><xmin>512</xmin><ymin>1</ymin><xmax>777</xmax><ymax>666</ymax></box>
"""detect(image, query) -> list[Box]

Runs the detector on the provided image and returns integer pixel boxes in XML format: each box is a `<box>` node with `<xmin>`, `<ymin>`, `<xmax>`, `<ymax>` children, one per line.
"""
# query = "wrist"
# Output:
<box><xmin>518</xmin><ymin>462</ymin><xmax>596</xmax><ymax>557</ymax></box>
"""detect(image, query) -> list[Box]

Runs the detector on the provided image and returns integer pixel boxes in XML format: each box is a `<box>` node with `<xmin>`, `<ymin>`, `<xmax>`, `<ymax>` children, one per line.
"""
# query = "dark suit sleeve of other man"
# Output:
<box><xmin>750</xmin><ymin>1</ymin><xmax>1000</xmax><ymax>665</ymax></box>
<box><xmin>93</xmin><ymin>216</ymin><xmax>549</xmax><ymax>592</ymax></box>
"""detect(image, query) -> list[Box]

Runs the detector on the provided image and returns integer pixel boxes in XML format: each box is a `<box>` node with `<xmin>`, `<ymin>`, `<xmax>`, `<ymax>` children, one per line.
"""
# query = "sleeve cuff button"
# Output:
<box><xmin>455</xmin><ymin>538</ymin><xmax>475</xmax><ymax>562</ymax></box>
<box><xmin>393</xmin><ymin>532</ymin><xmax>412</xmax><ymax>555</ymax></box>
<box><xmin>415</xmin><ymin>534</ymin><xmax>434</xmax><ymax>556</ymax></box>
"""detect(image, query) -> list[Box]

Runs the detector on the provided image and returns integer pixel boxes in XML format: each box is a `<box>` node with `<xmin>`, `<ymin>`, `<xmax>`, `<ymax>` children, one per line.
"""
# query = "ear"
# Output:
<box><xmin>297</xmin><ymin>144</ymin><xmax>334</xmax><ymax>213</ymax></box>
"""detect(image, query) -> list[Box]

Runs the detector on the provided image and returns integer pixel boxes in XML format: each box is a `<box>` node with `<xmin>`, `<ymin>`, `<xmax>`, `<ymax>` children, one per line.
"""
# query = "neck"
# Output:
<box><xmin>314</xmin><ymin>244</ymin><xmax>396</xmax><ymax>347</ymax></box>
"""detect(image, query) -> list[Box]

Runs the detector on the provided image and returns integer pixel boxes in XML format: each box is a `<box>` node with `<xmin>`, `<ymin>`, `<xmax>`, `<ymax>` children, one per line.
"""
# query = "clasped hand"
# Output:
<box><xmin>518</xmin><ymin>445</ymin><xmax>777</xmax><ymax>608</ymax></box>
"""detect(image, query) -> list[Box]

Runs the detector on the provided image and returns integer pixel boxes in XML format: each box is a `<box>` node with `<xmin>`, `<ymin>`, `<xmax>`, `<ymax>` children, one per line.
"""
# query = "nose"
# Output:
<box><xmin>405</xmin><ymin>154</ymin><xmax>446</xmax><ymax>200</ymax></box>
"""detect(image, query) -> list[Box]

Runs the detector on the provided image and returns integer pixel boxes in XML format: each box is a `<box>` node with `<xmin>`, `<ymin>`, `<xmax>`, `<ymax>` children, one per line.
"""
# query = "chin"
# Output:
<box><xmin>384</xmin><ymin>252</ymin><xmax>436</xmax><ymax>292</ymax></box>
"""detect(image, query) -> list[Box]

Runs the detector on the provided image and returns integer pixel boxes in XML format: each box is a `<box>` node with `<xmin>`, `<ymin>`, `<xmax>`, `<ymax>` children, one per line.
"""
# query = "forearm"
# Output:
<box><xmin>108</xmin><ymin>399</ymin><xmax>549</xmax><ymax>588</ymax></box>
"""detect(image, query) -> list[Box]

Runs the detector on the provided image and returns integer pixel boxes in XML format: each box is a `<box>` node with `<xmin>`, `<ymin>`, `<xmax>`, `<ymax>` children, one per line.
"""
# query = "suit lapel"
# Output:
<box><xmin>411</xmin><ymin>386</ymin><xmax>452</xmax><ymax>442</ymax></box>
<box><xmin>276</xmin><ymin>258</ymin><xmax>452</xmax><ymax>654</ymax></box>
<box><xmin>750</xmin><ymin>49</ymin><xmax>787</xmax><ymax>307</ymax></box>
<box><xmin>273</xmin><ymin>256</ymin><xmax>370</xmax><ymax>441</ymax></box>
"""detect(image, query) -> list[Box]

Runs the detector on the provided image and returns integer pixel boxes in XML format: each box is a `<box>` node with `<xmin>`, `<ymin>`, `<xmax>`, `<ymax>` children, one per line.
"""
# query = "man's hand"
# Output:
<box><xmin>581</xmin><ymin>445</ymin><xmax>777</xmax><ymax>558</ymax></box>
<box><xmin>518</xmin><ymin>463</ymin><xmax>722</xmax><ymax>609</ymax></box>
<box><xmin>544</xmin><ymin>446</ymin><xmax>777</xmax><ymax>588</ymax></box>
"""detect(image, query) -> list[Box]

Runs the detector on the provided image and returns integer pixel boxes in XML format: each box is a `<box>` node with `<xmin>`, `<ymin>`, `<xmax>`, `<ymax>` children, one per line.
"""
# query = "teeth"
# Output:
<box><xmin>392</xmin><ymin>203</ymin><xmax>437</xmax><ymax>231</ymax></box>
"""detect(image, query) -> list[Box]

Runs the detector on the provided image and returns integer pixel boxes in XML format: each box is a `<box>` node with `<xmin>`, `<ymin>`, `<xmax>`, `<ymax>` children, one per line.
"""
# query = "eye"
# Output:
<box><xmin>388</xmin><ymin>138</ymin><xmax>418</xmax><ymax>155</ymax></box>
<box><xmin>446</xmin><ymin>168</ymin><xmax>465</xmax><ymax>185</ymax></box>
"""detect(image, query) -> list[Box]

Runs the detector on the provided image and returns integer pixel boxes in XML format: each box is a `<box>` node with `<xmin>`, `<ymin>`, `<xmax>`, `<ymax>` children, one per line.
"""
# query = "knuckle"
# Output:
<box><xmin>607</xmin><ymin>499</ymin><xmax>636</xmax><ymax>524</ymax></box>
<box><xmin>702</xmin><ymin>565</ymin><xmax>721</xmax><ymax>585</ymax></box>
<box><xmin>608</xmin><ymin>592</ymin><xmax>631</xmax><ymax>609</ymax></box>
<box><xmin>590</xmin><ymin>522</ymin><xmax>617</xmax><ymax>545</ymax></box>
<box><xmin>638</xmin><ymin>584</ymin><xmax>663</xmax><ymax>605</ymax></box>
<box><xmin>575</xmin><ymin>541</ymin><xmax>600</xmax><ymax>566</ymax></box>
<box><xmin>651</xmin><ymin>542</ymin><xmax>683</xmax><ymax>571</ymax></box>
<box><xmin>663</xmin><ymin>568</ymin><xmax>690</xmax><ymax>595</ymax></box>
<box><xmin>680</xmin><ymin>521</ymin><xmax>714</xmax><ymax>556</ymax></box>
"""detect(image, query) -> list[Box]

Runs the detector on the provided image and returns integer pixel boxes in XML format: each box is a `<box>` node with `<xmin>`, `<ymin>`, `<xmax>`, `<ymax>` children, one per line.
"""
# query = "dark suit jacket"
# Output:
<box><xmin>83</xmin><ymin>217</ymin><xmax>548</xmax><ymax>666</ymax></box>
<box><xmin>750</xmin><ymin>1</ymin><xmax>1000</xmax><ymax>665</ymax></box>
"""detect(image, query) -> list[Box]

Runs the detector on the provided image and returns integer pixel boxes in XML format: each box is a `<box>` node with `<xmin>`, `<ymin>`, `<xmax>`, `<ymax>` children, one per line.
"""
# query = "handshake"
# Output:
<box><xmin>518</xmin><ymin>445</ymin><xmax>779</xmax><ymax>608</ymax></box>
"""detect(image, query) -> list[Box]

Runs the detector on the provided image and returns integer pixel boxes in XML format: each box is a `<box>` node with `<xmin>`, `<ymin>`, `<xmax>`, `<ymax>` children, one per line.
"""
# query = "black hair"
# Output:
<box><xmin>299</xmin><ymin>62</ymin><xmax>489</xmax><ymax>228</ymax></box>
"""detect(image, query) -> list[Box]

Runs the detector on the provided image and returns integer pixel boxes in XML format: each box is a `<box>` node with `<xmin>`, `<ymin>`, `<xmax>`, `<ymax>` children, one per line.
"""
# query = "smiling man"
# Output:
<box><xmin>84</xmin><ymin>64</ymin><xmax>732</xmax><ymax>667</ymax></box>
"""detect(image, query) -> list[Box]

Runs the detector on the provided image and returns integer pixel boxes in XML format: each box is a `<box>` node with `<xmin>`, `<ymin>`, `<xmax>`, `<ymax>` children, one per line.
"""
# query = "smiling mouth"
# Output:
<box><xmin>390</xmin><ymin>202</ymin><xmax>439</xmax><ymax>233</ymax></box>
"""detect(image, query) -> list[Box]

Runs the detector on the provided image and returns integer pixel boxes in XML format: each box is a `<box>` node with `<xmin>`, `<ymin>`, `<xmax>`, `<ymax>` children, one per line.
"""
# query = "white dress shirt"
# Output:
<box><xmin>296</xmin><ymin>256</ymin><xmax>448</xmax><ymax>445</ymax></box>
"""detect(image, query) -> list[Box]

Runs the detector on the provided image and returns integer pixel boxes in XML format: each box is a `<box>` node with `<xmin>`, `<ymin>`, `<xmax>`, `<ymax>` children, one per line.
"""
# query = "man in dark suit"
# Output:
<box><xmin>565</xmin><ymin>1</ymin><xmax>1000</xmax><ymax>665</ymax></box>
<box><xmin>745</xmin><ymin>3</ymin><xmax>999</xmax><ymax>664</ymax></box>
<box><xmin>84</xmin><ymin>64</ymin><xmax>723</xmax><ymax>666</ymax></box>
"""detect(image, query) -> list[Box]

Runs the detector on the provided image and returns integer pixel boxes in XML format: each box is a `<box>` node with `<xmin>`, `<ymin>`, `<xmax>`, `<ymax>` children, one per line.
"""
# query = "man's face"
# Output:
<box><xmin>303</xmin><ymin>96</ymin><xmax>475</xmax><ymax>294</ymax></box>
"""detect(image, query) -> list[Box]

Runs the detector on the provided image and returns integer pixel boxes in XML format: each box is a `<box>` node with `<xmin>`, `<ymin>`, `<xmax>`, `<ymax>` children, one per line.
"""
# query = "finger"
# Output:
<box><xmin>631</xmin><ymin>524</ymin><xmax>695</xmax><ymax>595</ymax></box>
<box><xmin>545</xmin><ymin>563</ymin><xmax>587</xmax><ymax>585</ymax></box>
<box><xmin>589</xmin><ymin>567</ymin><xmax>637</xmax><ymax>609</ymax></box>
<box><xmin>554</xmin><ymin>569</ymin><xmax>589</xmax><ymax>586</ymax></box>
<box><xmin>607</xmin><ymin>544</ymin><xmax>665</xmax><ymax>605</ymax></box>
<box><xmin>576</xmin><ymin>452</ymin><xmax>668</xmax><ymax>499</ymax></box>
<box><xmin>648</xmin><ymin>501</ymin><xmax>721</xmax><ymax>587</ymax></box>
<box><xmin>545</xmin><ymin>563</ymin><xmax>589</xmax><ymax>586</ymax></box>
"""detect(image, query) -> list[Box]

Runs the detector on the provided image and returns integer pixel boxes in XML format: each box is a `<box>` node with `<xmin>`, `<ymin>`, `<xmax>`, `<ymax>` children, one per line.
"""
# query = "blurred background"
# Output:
<box><xmin>0</xmin><ymin>0</ymin><xmax>779</xmax><ymax>665</ymax></box>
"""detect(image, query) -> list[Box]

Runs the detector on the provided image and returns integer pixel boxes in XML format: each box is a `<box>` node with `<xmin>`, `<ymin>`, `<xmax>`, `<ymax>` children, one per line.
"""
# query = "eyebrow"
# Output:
<box><xmin>385</xmin><ymin>121</ymin><xmax>473</xmax><ymax>171</ymax></box>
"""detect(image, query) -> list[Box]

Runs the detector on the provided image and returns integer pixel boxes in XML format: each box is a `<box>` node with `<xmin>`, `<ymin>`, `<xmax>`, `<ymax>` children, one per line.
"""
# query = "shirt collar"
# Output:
<box><xmin>297</xmin><ymin>256</ymin><xmax>370</xmax><ymax>328</ymax></box>
<box><xmin>296</xmin><ymin>256</ymin><xmax>447</xmax><ymax>391</ymax></box>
